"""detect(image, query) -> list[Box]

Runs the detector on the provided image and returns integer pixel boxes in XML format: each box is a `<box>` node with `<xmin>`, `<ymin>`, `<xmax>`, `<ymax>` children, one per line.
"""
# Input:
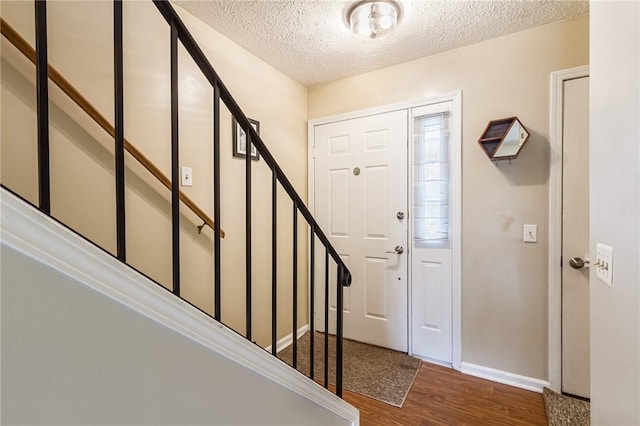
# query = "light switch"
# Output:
<box><xmin>595</xmin><ymin>243</ymin><xmax>613</xmax><ymax>287</ymax></box>
<box><xmin>523</xmin><ymin>224</ymin><xmax>537</xmax><ymax>243</ymax></box>
<box><xmin>181</xmin><ymin>166</ymin><xmax>193</xmax><ymax>187</ymax></box>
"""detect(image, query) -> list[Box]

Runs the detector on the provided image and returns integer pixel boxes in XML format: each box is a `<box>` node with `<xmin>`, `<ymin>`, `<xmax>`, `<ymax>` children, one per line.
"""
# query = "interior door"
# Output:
<box><xmin>313</xmin><ymin>110</ymin><xmax>408</xmax><ymax>352</ymax></box>
<box><xmin>561</xmin><ymin>76</ymin><xmax>590</xmax><ymax>398</ymax></box>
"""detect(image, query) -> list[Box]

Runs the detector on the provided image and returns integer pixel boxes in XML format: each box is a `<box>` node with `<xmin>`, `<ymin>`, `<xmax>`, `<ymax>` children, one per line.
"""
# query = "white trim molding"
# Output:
<box><xmin>548</xmin><ymin>65</ymin><xmax>589</xmax><ymax>393</ymax></box>
<box><xmin>0</xmin><ymin>188</ymin><xmax>359</xmax><ymax>426</ymax></box>
<box><xmin>265</xmin><ymin>324</ymin><xmax>310</xmax><ymax>354</ymax></box>
<box><xmin>460</xmin><ymin>362</ymin><xmax>550</xmax><ymax>394</ymax></box>
<box><xmin>450</xmin><ymin>92</ymin><xmax>463</xmax><ymax>371</ymax></box>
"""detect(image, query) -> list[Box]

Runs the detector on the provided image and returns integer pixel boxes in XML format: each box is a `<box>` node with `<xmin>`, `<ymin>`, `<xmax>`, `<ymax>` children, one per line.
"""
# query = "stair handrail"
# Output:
<box><xmin>0</xmin><ymin>18</ymin><xmax>225</xmax><ymax>238</ymax></box>
<box><xmin>152</xmin><ymin>1</ymin><xmax>351</xmax><ymax>285</ymax></box>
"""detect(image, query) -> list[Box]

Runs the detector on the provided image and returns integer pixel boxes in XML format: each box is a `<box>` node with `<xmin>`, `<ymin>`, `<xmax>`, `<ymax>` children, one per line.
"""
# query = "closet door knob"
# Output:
<box><xmin>569</xmin><ymin>257</ymin><xmax>589</xmax><ymax>269</ymax></box>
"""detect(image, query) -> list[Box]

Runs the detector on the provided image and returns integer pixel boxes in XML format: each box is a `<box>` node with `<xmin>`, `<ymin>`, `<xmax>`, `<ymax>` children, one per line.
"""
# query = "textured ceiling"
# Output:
<box><xmin>176</xmin><ymin>0</ymin><xmax>588</xmax><ymax>88</ymax></box>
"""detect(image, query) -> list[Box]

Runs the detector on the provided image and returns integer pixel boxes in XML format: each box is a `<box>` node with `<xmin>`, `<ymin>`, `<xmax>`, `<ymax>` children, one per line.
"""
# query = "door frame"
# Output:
<box><xmin>548</xmin><ymin>65</ymin><xmax>589</xmax><ymax>392</ymax></box>
<box><xmin>307</xmin><ymin>91</ymin><xmax>462</xmax><ymax>369</ymax></box>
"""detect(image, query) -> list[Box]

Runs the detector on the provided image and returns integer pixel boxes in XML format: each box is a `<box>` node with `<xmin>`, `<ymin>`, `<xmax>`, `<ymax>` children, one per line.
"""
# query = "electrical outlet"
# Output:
<box><xmin>595</xmin><ymin>243</ymin><xmax>613</xmax><ymax>287</ymax></box>
<box><xmin>523</xmin><ymin>224</ymin><xmax>537</xmax><ymax>243</ymax></box>
<box><xmin>181</xmin><ymin>166</ymin><xmax>193</xmax><ymax>187</ymax></box>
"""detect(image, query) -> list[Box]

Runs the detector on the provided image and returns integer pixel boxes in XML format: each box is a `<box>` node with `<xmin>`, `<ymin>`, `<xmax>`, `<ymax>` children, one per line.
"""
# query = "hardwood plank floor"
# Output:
<box><xmin>342</xmin><ymin>362</ymin><xmax>548</xmax><ymax>426</ymax></box>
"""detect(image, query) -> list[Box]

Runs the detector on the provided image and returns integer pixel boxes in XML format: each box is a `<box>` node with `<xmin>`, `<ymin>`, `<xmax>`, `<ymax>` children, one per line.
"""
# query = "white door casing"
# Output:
<box><xmin>312</xmin><ymin>110</ymin><xmax>408</xmax><ymax>351</ymax></box>
<box><xmin>548</xmin><ymin>66</ymin><xmax>589</xmax><ymax>394</ymax></box>
<box><xmin>308</xmin><ymin>92</ymin><xmax>461</xmax><ymax>366</ymax></box>
<box><xmin>561</xmin><ymin>76</ymin><xmax>590</xmax><ymax>398</ymax></box>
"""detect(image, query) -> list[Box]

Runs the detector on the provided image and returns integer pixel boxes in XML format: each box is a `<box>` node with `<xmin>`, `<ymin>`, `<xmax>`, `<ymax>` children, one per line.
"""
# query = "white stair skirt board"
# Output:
<box><xmin>460</xmin><ymin>362</ymin><xmax>550</xmax><ymax>393</ymax></box>
<box><xmin>0</xmin><ymin>188</ymin><xmax>359</xmax><ymax>426</ymax></box>
<box><xmin>265</xmin><ymin>325</ymin><xmax>310</xmax><ymax>354</ymax></box>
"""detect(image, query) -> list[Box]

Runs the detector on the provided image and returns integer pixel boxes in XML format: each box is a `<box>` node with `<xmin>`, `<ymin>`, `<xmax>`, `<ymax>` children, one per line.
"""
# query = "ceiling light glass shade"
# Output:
<box><xmin>348</xmin><ymin>0</ymin><xmax>400</xmax><ymax>40</ymax></box>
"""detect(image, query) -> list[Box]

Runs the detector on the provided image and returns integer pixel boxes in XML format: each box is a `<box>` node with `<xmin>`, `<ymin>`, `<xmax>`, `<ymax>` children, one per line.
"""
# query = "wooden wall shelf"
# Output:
<box><xmin>478</xmin><ymin>117</ymin><xmax>530</xmax><ymax>161</ymax></box>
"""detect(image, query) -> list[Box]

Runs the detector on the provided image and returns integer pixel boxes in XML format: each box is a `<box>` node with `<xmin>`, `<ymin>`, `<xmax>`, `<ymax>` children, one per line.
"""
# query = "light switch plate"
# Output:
<box><xmin>523</xmin><ymin>224</ymin><xmax>537</xmax><ymax>243</ymax></box>
<box><xmin>181</xmin><ymin>166</ymin><xmax>193</xmax><ymax>187</ymax></box>
<box><xmin>596</xmin><ymin>243</ymin><xmax>613</xmax><ymax>287</ymax></box>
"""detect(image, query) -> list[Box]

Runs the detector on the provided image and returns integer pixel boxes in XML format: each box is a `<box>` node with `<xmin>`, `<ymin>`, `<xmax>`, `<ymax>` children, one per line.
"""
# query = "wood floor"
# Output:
<box><xmin>342</xmin><ymin>362</ymin><xmax>548</xmax><ymax>425</ymax></box>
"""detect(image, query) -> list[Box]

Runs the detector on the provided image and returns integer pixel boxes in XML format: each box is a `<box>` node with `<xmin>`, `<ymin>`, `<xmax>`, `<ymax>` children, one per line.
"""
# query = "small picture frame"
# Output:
<box><xmin>232</xmin><ymin>118</ymin><xmax>260</xmax><ymax>161</ymax></box>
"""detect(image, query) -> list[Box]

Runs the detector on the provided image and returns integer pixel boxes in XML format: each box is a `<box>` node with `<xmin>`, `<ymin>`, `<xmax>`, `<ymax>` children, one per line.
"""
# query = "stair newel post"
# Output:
<box><xmin>113</xmin><ymin>0</ymin><xmax>126</xmax><ymax>261</ymax></box>
<box><xmin>271</xmin><ymin>169</ymin><xmax>277</xmax><ymax>355</ymax></box>
<box><xmin>245</xmin><ymin>129</ymin><xmax>252</xmax><ymax>341</ymax></box>
<box><xmin>170</xmin><ymin>18</ymin><xmax>180</xmax><ymax>297</ymax></box>
<box><xmin>309</xmin><ymin>224</ymin><xmax>315</xmax><ymax>380</ymax></box>
<box><xmin>213</xmin><ymin>83</ymin><xmax>221</xmax><ymax>321</ymax></box>
<box><xmin>292</xmin><ymin>199</ymin><xmax>298</xmax><ymax>369</ymax></box>
<box><xmin>336</xmin><ymin>264</ymin><xmax>345</xmax><ymax>398</ymax></box>
<box><xmin>34</xmin><ymin>0</ymin><xmax>50</xmax><ymax>214</ymax></box>
<box><xmin>323</xmin><ymin>248</ymin><xmax>329</xmax><ymax>389</ymax></box>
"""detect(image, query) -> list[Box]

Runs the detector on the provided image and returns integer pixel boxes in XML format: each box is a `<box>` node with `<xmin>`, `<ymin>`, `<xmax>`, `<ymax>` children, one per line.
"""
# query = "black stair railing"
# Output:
<box><xmin>152</xmin><ymin>3</ymin><xmax>353</xmax><ymax>395</ymax></box>
<box><xmin>2</xmin><ymin>0</ymin><xmax>352</xmax><ymax>397</ymax></box>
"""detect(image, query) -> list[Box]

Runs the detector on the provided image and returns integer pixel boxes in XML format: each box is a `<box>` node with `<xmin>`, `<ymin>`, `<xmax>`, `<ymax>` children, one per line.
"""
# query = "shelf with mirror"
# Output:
<box><xmin>478</xmin><ymin>116</ymin><xmax>530</xmax><ymax>161</ymax></box>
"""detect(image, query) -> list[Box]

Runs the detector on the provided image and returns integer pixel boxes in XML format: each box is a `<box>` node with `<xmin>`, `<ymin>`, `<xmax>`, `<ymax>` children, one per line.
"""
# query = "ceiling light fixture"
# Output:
<box><xmin>347</xmin><ymin>0</ymin><xmax>401</xmax><ymax>40</ymax></box>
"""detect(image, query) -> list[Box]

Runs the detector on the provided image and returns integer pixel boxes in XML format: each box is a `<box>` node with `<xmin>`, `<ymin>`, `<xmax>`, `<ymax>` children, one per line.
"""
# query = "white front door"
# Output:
<box><xmin>561</xmin><ymin>76</ymin><xmax>590</xmax><ymax>398</ymax></box>
<box><xmin>313</xmin><ymin>110</ymin><xmax>408</xmax><ymax>352</ymax></box>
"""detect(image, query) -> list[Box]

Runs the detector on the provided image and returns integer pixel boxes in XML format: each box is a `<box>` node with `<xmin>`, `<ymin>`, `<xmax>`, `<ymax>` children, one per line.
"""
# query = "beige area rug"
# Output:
<box><xmin>543</xmin><ymin>387</ymin><xmax>590</xmax><ymax>426</ymax></box>
<box><xmin>277</xmin><ymin>332</ymin><xmax>421</xmax><ymax>407</ymax></box>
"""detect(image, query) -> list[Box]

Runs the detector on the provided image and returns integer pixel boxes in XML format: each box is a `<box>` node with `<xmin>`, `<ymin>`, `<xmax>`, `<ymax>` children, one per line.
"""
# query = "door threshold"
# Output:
<box><xmin>413</xmin><ymin>354</ymin><xmax>453</xmax><ymax>369</ymax></box>
<box><xmin>561</xmin><ymin>391</ymin><xmax>590</xmax><ymax>403</ymax></box>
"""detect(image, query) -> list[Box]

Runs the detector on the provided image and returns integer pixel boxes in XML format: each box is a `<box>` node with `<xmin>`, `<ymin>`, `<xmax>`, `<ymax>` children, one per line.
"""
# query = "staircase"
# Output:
<box><xmin>0</xmin><ymin>0</ymin><xmax>354</xmax><ymax>423</ymax></box>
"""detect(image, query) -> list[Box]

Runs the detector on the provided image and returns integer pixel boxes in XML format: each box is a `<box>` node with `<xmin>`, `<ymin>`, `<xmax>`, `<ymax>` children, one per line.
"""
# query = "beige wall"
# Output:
<box><xmin>308</xmin><ymin>15</ymin><xmax>589</xmax><ymax>380</ymax></box>
<box><xmin>0</xmin><ymin>1</ymin><xmax>309</xmax><ymax>347</ymax></box>
<box><xmin>590</xmin><ymin>2</ymin><xmax>640</xmax><ymax>424</ymax></box>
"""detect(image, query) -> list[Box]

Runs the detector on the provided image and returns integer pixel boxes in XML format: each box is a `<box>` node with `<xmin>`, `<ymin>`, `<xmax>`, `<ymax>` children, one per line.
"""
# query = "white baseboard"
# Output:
<box><xmin>265</xmin><ymin>324</ymin><xmax>310</xmax><ymax>354</ymax></box>
<box><xmin>0</xmin><ymin>188</ymin><xmax>359</xmax><ymax>426</ymax></box>
<box><xmin>460</xmin><ymin>362</ymin><xmax>549</xmax><ymax>393</ymax></box>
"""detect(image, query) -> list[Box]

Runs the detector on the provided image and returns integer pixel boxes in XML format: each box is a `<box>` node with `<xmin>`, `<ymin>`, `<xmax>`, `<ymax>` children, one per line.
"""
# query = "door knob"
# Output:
<box><xmin>385</xmin><ymin>245</ymin><xmax>404</xmax><ymax>255</ymax></box>
<box><xmin>396</xmin><ymin>211</ymin><xmax>405</xmax><ymax>220</ymax></box>
<box><xmin>569</xmin><ymin>257</ymin><xmax>590</xmax><ymax>269</ymax></box>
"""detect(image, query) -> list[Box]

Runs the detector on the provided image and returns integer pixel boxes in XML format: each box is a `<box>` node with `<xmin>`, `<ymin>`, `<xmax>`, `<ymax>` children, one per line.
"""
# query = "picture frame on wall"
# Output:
<box><xmin>232</xmin><ymin>118</ymin><xmax>260</xmax><ymax>161</ymax></box>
